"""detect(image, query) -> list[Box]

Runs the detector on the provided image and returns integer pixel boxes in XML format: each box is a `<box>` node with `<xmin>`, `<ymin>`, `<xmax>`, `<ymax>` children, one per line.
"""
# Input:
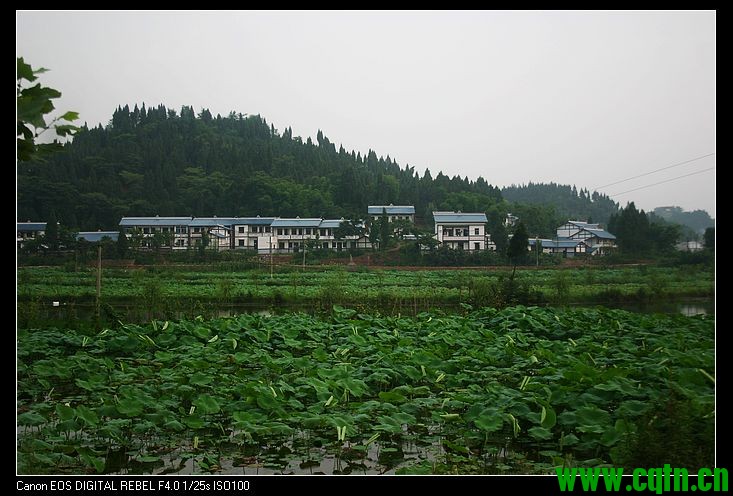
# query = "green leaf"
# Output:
<box><xmin>137</xmin><ymin>455</ymin><xmax>161</xmax><ymax>463</ymax></box>
<box><xmin>183</xmin><ymin>415</ymin><xmax>206</xmax><ymax>429</ymax></box>
<box><xmin>59</xmin><ymin>111</ymin><xmax>79</xmax><ymax>121</ymax></box>
<box><xmin>163</xmin><ymin>420</ymin><xmax>186</xmax><ymax>432</ymax></box>
<box><xmin>528</xmin><ymin>426</ymin><xmax>553</xmax><ymax>440</ymax></box>
<box><xmin>474</xmin><ymin>408</ymin><xmax>503</xmax><ymax>433</ymax></box>
<box><xmin>189</xmin><ymin>372</ymin><xmax>212</xmax><ymax>386</ymax></box>
<box><xmin>17</xmin><ymin>57</ymin><xmax>36</xmax><ymax>82</ymax></box>
<box><xmin>56</xmin><ymin>404</ymin><xmax>75</xmax><ymax>421</ymax></box>
<box><xmin>540</xmin><ymin>404</ymin><xmax>557</xmax><ymax>429</ymax></box>
<box><xmin>378</xmin><ymin>391</ymin><xmax>407</xmax><ymax>404</ymax></box>
<box><xmin>18</xmin><ymin>412</ymin><xmax>47</xmax><ymax>426</ymax></box>
<box><xmin>76</xmin><ymin>405</ymin><xmax>99</xmax><ymax>427</ymax></box>
<box><xmin>193</xmin><ymin>394</ymin><xmax>221</xmax><ymax>415</ymax></box>
<box><xmin>116</xmin><ymin>398</ymin><xmax>144</xmax><ymax>417</ymax></box>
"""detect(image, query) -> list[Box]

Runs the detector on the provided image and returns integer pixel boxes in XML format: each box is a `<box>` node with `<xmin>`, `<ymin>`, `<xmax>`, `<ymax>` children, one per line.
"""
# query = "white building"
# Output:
<box><xmin>676</xmin><ymin>240</ymin><xmax>704</xmax><ymax>252</ymax></box>
<box><xmin>433</xmin><ymin>211</ymin><xmax>493</xmax><ymax>251</ymax></box>
<box><xmin>17</xmin><ymin>222</ymin><xmax>47</xmax><ymax>248</ymax></box>
<box><xmin>232</xmin><ymin>217</ymin><xmax>275</xmax><ymax>252</ymax></box>
<box><xmin>529</xmin><ymin>220</ymin><xmax>617</xmax><ymax>257</ymax></box>
<box><xmin>368</xmin><ymin>205</ymin><xmax>415</xmax><ymax>223</ymax></box>
<box><xmin>119</xmin><ymin>217</ymin><xmax>192</xmax><ymax>249</ymax></box>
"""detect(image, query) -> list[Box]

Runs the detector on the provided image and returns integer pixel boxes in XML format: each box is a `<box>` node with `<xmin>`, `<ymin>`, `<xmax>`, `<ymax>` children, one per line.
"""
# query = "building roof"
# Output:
<box><xmin>230</xmin><ymin>217</ymin><xmax>275</xmax><ymax>226</ymax></box>
<box><xmin>270</xmin><ymin>218</ymin><xmax>323</xmax><ymax>228</ymax></box>
<box><xmin>433</xmin><ymin>211</ymin><xmax>488</xmax><ymax>224</ymax></box>
<box><xmin>566</xmin><ymin>220</ymin><xmax>601</xmax><ymax>230</ymax></box>
<box><xmin>529</xmin><ymin>238</ymin><xmax>580</xmax><ymax>249</ymax></box>
<box><xmin>319</xmin><ymin>219</ymin><xmax>346</xmax><ymax>229</ymax></box>
<box><xmin>188</xmin><ymin>217</ymin><xmax>238</xmax><ymax>227</ymax></box>
<box><xmin>368</xmin><ymin>205</ymin><xmax>415</xmax><ymax>215</ymax></box>
<box><xmin>76</xmin><ymin>231</ymin><xmax>119</xmax><ymax>243</ymax></box>
<box><xmin>17</xmin><ymin>222</ymin><xmax>47</xmax><ymax>232</ymax></box>
<box><xmin>582</xmin><ymin>228</ymin><xmax>616</xmax><ymax>240</ymax></box>
<box><xmin>119</xmin><ymin>217</ymin><xmax>192</xmax><ymax>226</ymax></box>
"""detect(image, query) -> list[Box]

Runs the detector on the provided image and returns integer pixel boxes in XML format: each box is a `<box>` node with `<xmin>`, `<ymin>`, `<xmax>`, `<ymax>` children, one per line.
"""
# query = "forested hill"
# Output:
<box><xmin>502</xmin><ymin>182</ymin><xmax>619</xmax><ymax>225</ymax></box>
<box><xmin>652</xmin><ymin>206</ymin><xmax>714</xmax><ymax>235</ymax></box>
<box><xmin>18</xmin><ymin>104</ymin><xmax>507</xmax><ymax>231</ymax></box>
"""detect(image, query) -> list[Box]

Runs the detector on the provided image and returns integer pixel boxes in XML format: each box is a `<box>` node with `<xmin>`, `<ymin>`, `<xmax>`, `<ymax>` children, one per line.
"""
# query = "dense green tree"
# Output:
<box><xmin>334</xmin><ymin>220</ymin><xmax>364</xmax><ymax>240</ymax></box>
<box><xmin>18</xmin><ymin>104</ymin><xmax>506</xmax><ymax>231</ymax></box>
<box><xmin>116</xmin><ymin>229</ymin><xmax>129</xmax><ymax>258</ymax></box>
<box><xmin>608</xmin><ymin>202</ymin><xmax>682</xmax><ymax>256</ymax></box>
<box><xmin>703</xmin><ymin>227</ymin><xmax>715</xmax><ymax>251</ymax></box>
<box><xmin>379</xmin><ymin>208</ymin><xmax>391</xmax><ymax>251</ymax></box>
<box><xmin>653</xmin><ymin>206</ymin><xmax>714</xmax><ymax>235</ymax></box>
<box><xmin>44</xmin><ymin>211</ymin><xmax>59</xmax><ymax>252</ymax></box>
<box><xmin>486</xmin><ymin>208</ymin><xmax>509</xmax><ymax>254</ymax></box>
<box><xmin>508</xmin><ymin>222</ymin><xmax>529</xmax><ymax>276</ymax></box>
<box><xmin>608</xmin><ymin>202</ymin><xmax>650</xmax><ymax>254</ymax></box>
<box><xmin>502</xmin><ymin>182</ymin><xmax>619</xmax><ymax>225</ymax></box>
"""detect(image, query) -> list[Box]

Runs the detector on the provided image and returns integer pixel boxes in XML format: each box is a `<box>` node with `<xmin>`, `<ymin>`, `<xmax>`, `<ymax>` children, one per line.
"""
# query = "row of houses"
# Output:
<box><xmin>18</xmin><ymin>206</ymin><xmax>618</xmax><ymax>256</ymax></box>
<box><xmin>527</xmin><ymin>221</ymin><xmax>617</xmax><ymax>257</ymax></box>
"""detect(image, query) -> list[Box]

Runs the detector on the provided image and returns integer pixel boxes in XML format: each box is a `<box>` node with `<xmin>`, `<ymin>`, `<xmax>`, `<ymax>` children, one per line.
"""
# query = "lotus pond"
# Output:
<box><xmin>17</xmin><ymin>306</ymin><xmax>714</xmax><ymax>474</ymax></box>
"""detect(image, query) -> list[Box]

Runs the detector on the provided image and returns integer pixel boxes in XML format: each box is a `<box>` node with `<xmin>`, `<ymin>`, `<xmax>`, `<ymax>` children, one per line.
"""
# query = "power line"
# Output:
<box><xmin>593</xmin><ymin>152</ymin><xmax>716</xmax><ymax>190</ymax></box>
<box><xmin>608</xmin><ymin>167</ymin><xmax>715</xmax><ymax>197</ymax></box>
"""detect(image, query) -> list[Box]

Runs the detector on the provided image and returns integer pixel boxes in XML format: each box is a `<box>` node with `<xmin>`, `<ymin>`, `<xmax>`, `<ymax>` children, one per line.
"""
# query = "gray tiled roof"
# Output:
<box><xmin>433</xmin><ymin>212</ymin><xmax>488</xmax><ymax>224</ymax></box>
<box><xmin>368</xmin><ymin>205</ymin><xmax>415</xmax><ymax>215</ymax></box>
<box><xmin>270</xmin><ymin>218</ymin><xmax>323</xmax><ymax>228</ymax></box>
<box><xmin>231</xmin><ymin>217</ymin><xmax>275</xmax><ymax>226</ymax></box>
<box><xmin>188</xmin><ymin>218</ymin><xmax>238</xmax><ymax>227</ymax></box>
<box><xmin>529</xmin><ymin>238</ymin><xmax>579</xmax><ymax>249</ymax></box>
<box><xmin>567</xmin><ymin>220</ymin><xmax>601</xmax><ymax>230</ymax></box>
<box><xmin>319</xmin><ymin>219</ymin><xmax>346</xmax><ymax>229</ymax></box>
<box><xmin>119</xmin><ymin>217</ymin><xmax>192</xmax><ymax>226</ymax></box>
<box><xmin>584</xmin><ymin>229</ymin><xmax>616</xmax><ymax>239</ymax></box>
<box><xmin>76</xmin><ymin>231</ymin><xmax>119</xmax><ymax>242</ymax></box>
<box><xmin>17</xmin><ymin>222</ymin><xmax>47</xmax><ymax>231</ymax></box>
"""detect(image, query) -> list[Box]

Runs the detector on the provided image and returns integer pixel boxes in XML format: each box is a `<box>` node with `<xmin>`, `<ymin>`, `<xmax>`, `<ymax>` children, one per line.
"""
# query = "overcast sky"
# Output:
<box><xmin>17</xmin><ymin>11</ymin><xmax>715</xmax><ymax>216</ymax></box>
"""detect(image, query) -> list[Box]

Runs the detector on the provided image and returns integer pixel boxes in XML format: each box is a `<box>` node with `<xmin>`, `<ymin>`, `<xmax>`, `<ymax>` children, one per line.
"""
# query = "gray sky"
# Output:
<box><xmin>17</xmin><ymin>11</ymin><xmax>716</xmax><ymax>216</ymax></box>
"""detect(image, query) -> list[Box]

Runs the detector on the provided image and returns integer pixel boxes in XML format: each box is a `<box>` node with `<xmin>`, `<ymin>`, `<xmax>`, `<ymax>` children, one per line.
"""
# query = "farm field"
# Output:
<box><xmin>17</xmin><ymin>306</ymin><xmax>714</xmax><ymax>474</ymax></box>
<box><xmin>17</xmin><ymin>265</ymin><xmax>714</xmax><ymax>310</ymax></box>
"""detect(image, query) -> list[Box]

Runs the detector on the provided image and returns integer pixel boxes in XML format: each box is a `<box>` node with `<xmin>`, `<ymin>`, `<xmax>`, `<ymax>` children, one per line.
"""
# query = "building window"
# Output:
<box><xmin>323</xmin><ymin>242</ymin><xmax>328</xmax><ymax>249</ymax></box>
<box><xmin>332</xmin><ymin>242</ymin><xmax>337</xmax><ymax>248</ymax></box>
<box><xmin>277</xmin><ymin>228</ymin><xmax>283</xmax><ymax>235</ymax></box>
<box><xmin>474</xmin><ymin>228</ymin><xmax>480</xmax><ymax>235</ymax></box>
<box><xmin>143</xmin><ymin>227</ymin><xmax>150</xmax><ymax>234</ymax></box>
<box><xmin>238</xmin><ymin>239</ymin><xmax>245</xmax><ymax>247</ymax></box>
<box><xmin>288</xmin><ymin>242</ymin><xmax>293</xmax><ymax>249</ymax></box>
<box><xmin>284</xmin><ymin>229</ymin><xmax>290</xmax><ymax>235</ymax></box>
<box><xmin>305</xmin><ymin>228</ymin><xmax>311</xmax><ymax>235</ymax></box>
<box><xmin>238</xmin><ymin>226</ymin><xmax>245</xmax><ymax>234</ymax></box>
<box><xmin>474</xmin><ymin>242</ymin><xmax>480</xmax><ymax>250</ymax></box>
<box><xmin>265</xmin><ymin>226</ymin><xmax>271</xmax><ymax>233</ymax></box>
<box><xmin>278</xmin><ymin>242</ymin><xmax>285</xmax><ymax>250</ymax></box>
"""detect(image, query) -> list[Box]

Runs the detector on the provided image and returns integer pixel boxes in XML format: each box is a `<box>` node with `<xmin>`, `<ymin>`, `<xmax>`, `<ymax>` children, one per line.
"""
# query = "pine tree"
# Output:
<box><xmin>116</xmin><ymin>228</ymin><xmax>129</xmax><ymax>258</ymax></box>
<box><xmin>45</xmin><ymin>211</ymin><xmax>59</xmax><ymax>252</ymax></box>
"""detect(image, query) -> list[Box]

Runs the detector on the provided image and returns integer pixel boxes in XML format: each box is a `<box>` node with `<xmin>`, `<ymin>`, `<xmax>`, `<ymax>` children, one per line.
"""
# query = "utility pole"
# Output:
<box><xmin>96</xmin><ymin>244</ymin><xmax>102</xmax><ymax>323</ymax></box>
<box><xmin>536</xmin><ymin>236</ymin><xmax>539</xmax><ymax>267</ymax></box>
